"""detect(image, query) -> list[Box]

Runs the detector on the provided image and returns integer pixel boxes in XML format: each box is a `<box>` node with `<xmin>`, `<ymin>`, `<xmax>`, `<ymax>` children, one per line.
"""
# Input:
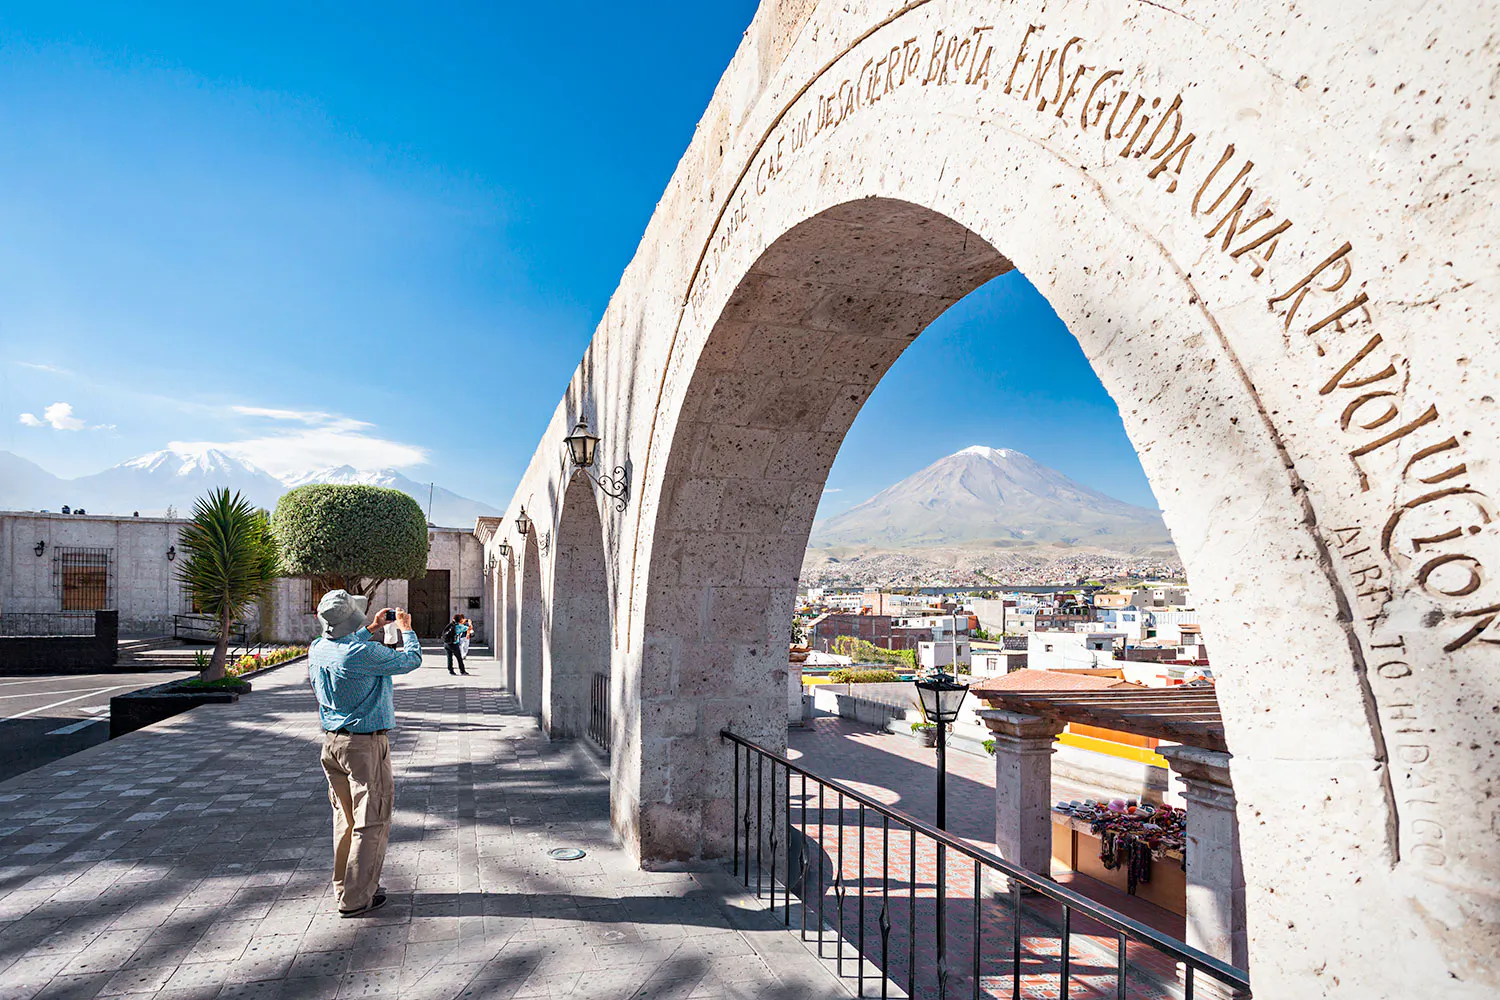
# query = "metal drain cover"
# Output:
<box><xmin>547</xmin><ymin>847</ymin><xmax>586</xmax><ymax>861</ymax></box>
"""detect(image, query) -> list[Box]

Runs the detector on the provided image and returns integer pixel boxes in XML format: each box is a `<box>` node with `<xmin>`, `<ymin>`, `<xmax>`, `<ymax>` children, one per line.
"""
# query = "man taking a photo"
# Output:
<box><xmin>309</xmin><ymin>589</ymin><xmax>423</xmax><ymax>916</ymax></box>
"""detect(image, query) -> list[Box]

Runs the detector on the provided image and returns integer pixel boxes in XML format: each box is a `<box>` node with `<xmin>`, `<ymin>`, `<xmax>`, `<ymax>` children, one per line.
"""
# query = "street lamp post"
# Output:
<box><xmin>914</xmin><ymin>671</ymin><xmax>970</xmax><ymax>829</ymax></box>
<box><xmin>914</xmin><ymin>669</ymin><xmax>969</xmax><ymax>996</ymax></box>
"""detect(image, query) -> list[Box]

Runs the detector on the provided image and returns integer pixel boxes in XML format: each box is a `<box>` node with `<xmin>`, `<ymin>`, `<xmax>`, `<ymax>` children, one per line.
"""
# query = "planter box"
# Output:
<box><xmin>110</xmin><ymin>680</ymin><xmax>246</xmax><ymax>739</ymax></box>
<box><xmin>109</xmin><ymin>653</ymin><xmax>306</xmax><ymax>738</ymax></box>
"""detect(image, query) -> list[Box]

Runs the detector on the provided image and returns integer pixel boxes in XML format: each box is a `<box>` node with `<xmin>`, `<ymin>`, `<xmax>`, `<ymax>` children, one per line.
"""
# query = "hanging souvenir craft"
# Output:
<box><xmin>1089</xmin><ymin>801</ymin><xmax>1188</xmax><ymax>894</ymax></box>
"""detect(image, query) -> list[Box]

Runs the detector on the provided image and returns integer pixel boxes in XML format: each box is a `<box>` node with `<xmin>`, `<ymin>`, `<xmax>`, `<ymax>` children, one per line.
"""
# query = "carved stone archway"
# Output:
<box><xmin>489</xmin><ymin>3</ymin><xmax>1499</xmax><ymax>995</ymax></box>
<box><xmin>515</xmin><ymin>532</ymin><xmax>544</xmax><ymax>717</ymax></box>
<box><xmin>544</xmin><ymin>475</ymin><xmax>612</xmax><ymax>738</ymax></box>
<box><xmin>502</xmin><ymin>553</ymin><xmax>518</xmax><ymax>695</ymax></box>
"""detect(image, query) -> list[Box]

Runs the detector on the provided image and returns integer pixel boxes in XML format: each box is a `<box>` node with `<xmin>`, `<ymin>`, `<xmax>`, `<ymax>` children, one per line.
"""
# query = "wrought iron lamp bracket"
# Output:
<box><xmin>583</xmin><ymin>465</ymin><xmax>631</xmax><ymax>513</ymax></box>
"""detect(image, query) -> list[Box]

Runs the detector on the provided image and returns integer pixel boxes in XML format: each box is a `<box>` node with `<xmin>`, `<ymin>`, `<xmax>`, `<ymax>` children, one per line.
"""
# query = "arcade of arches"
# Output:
<box><xmin>481</xmin><ymin>3</ymin><xmax>1499</xmax><ymax>997</ymax></box>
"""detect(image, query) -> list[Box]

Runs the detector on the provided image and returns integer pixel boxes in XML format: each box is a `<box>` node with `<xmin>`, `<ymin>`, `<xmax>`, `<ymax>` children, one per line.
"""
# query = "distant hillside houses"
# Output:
<box><xmin>798</xmin><ymin>581</ymin><xmax>1206</xmax><ymax>686</ymax></box>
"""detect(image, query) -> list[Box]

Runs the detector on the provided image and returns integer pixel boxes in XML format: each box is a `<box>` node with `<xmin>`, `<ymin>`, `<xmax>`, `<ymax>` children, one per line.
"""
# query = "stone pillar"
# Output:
<box><xmin>978</xmin><ymin>709</ymin><xmax>1066</xmax><ymax>877</ymax></box>
<box><xmin>1158</xmin><ymin>745</ymin><xmax>1247</xmax><ymax>971</ymax></box>
<box><xmin>786</xmin><ymin>659</ymin><xmax>805</xmax><ymax>726</ymax></box>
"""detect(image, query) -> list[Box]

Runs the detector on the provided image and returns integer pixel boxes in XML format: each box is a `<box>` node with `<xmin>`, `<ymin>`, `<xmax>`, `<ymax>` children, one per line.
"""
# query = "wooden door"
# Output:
<box><xmin>406</xmin><ymin>570</ymin><xmax>449</xmax><ymax>638</ymax></box>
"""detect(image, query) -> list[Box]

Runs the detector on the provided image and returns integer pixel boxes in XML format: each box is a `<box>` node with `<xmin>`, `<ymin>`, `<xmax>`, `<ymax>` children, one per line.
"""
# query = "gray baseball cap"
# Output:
<box><xmin>317</xmin><ymin>589</ymin><xmax>369</xmax><ymax>639</ymax></box>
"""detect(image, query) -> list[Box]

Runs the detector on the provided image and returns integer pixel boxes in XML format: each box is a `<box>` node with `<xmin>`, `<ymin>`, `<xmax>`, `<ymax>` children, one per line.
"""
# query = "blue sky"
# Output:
<box><xmin>0</xmin><ymin>2</ymin><xmax>1160</xmax><ymax>513</ymax></box>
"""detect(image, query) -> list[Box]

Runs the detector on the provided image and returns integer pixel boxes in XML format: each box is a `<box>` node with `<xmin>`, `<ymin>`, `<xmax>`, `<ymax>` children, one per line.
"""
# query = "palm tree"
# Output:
<box><xmin>177</xmin><ymin>489</ymin><xmax>279</xmax><ymax>681</ymax></box>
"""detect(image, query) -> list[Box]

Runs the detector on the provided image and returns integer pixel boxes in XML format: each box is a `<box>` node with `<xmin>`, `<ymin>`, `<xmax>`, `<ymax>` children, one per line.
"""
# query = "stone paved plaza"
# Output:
<box><xmin>0</xmin><ymin>650</ymin><xmax>849</xmax><ymax>999</ymax></box>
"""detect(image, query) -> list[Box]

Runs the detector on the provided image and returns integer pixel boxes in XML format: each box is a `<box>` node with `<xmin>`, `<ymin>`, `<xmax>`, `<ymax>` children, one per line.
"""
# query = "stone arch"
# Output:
<box><xmin>544</xmin><ymin>474</ymin><xmax>612</xmax><ymax>739</ymax></box>
<box><xmin>515</xmin><ymin>532</ymin><xmax>544</xmax><ymax>717</ymax></box>
<box><xmin>502</xmin><ymin>553</ymin><xmax>518</xmax><ymax>695</ymax></box>
<box><xmin>499</xmin><ymin>3</ymin><xmax>1498</xmax><ymax>993</ymax></box>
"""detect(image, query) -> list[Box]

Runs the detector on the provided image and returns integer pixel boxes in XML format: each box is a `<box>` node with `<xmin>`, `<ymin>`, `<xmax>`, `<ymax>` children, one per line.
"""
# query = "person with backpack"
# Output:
<box><xmin>457</xmin><ymin>614</ymin><xmax>472</xmax><ymax>661</ymax></box>
<box><xmin>442</xmin><ymin>613</ymin><xmax>469</xmax><ymax>676</ymax></box>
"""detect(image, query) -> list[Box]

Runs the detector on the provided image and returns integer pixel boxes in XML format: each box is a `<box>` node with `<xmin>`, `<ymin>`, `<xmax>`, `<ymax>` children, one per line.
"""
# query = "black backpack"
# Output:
<box><xmin>441</xmin><ymin>622</ymin><xmax>458</xmax><ymax>645</ymax></box>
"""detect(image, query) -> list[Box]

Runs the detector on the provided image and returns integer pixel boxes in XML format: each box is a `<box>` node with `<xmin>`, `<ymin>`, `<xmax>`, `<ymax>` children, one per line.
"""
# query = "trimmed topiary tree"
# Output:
<box><xmin>272</xmin><ymin>484</ymin><xmax>428</xmax><ymax>598</ymax></box>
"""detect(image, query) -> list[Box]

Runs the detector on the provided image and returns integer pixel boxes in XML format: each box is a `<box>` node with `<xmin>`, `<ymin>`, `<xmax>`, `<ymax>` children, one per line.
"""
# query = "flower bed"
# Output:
<box><xmin>226</xmin><ymin>645</ymin><xmax>308</xmax><ymax>677</ymax></box>
<box><xmin>111</xmin><ymin>647</ymin><xmax>309</xmax><ymax>738</ymax></box>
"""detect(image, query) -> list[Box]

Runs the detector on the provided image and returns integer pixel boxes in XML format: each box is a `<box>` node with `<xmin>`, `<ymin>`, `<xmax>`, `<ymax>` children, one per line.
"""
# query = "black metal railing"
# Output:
<box><xmin>227</xmin><ymin>633</ymin><xmax>269</xmax><ymax>668</ymax></box>
<box><xmin>0</xmin><ymin>611</ymin><xmax>99</xmax><ymax>637</ymax></box>
<box><xmin>723</xmin><ymin>729</ymin><xmax>1250</xmax><ymax>1000</ymax></box>
<box><xmin>588</xmin><ymin>672</ymin><xmax>610</xmax><ymax>751</ymax></box>
<box><xmin>172</xmin><ymin>614</ymin><xmax>249</xmax><ymax>646</ymax></box>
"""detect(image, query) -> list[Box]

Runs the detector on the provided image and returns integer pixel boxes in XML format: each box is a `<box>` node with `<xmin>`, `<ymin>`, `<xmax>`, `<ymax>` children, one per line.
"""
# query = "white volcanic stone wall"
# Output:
<box><xmin>488</xmin><ymin>2</ymin><xmax>1500</xmax><ymax>996</ymax></box>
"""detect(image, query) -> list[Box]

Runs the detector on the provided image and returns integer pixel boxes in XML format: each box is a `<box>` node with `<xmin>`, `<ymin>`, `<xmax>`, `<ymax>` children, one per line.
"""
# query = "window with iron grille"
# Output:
<box><xmin>53</xmin><ymin>547</ymin><xmax>113</xmax><ymax>611</ymax></box>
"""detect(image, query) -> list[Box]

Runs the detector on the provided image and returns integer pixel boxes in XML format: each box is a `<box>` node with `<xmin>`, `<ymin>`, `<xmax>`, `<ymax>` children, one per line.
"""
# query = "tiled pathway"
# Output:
<box><xmin>0</xmin><ymin>650</ymin><xmax>849</xmax><ymax>1000</ymax></box>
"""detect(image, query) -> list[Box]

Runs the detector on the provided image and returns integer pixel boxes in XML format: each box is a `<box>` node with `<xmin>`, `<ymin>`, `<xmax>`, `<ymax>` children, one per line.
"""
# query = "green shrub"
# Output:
<box><xmin>829</xmin><ymin>668</ymin><xmax>901</xmax><ymax>684</ymax></box>
<box><xmin>176</xmin><ymin>677</ymin><xmax>251</xmax><ymax>693</ymax></box>
<box><xmin>272</xmin><ymin>484</ymin><xmax>428</xmax><ymax>596</ymax></box>
<box><xmin>910</xmin><ymin>722</ymin><xmax>936</xmax><ymax>733</ymax></box>
<box><xmin>983</xmin><ymin>738</ymin><xmax>997</xmax><ymax>755</ymax></box>
<box><xmin>830</xmin><ymin>636</ymin><xmax>917</xmax><ymax>669</ymax></box>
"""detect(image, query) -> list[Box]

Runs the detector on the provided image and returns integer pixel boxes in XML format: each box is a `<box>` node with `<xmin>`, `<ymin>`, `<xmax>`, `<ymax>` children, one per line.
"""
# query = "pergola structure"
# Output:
<box><xmin>977</xmin><ymin>686</ymin><xmax>1228</xmax><ymax>753</ymax></box>
<box><xmin>974</xmin><ymin>681</ymin><xmax>1245</xmax><ymax>969</ymax></box>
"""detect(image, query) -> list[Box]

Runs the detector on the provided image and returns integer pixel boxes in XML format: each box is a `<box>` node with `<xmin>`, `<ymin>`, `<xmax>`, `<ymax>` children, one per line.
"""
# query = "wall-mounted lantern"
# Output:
<box><xmin>34</xmin><ymin>540</ymin><xmax>46</xmax><ymax>558</ymax></box>
<box><xmin>564</xmin><ymin>417</ymin><xmax>630</xmax><ymax>511</ymax></box>
<box><xmin>486</xmin><ymin>552</ymin><xmax>497</xmax><ymax>575</ymax></box>
<box><xmin>564</xmin><ymin>418</ymin><xmax>600</xmax><ymax>469</ymax></box>
<box><xmin>515</xmin><ymin>507</ymin><xmax>532</xmax><ymax>537</ymax></box>
<box><xmin>496</xmin><ymin>539</ymin><xmax>512</xmax><ymax>559</ymax></box>
<box><xmin>166</xmin><ymin>545</ymin><xmax>177</xmax><ymax>562</ymax></box>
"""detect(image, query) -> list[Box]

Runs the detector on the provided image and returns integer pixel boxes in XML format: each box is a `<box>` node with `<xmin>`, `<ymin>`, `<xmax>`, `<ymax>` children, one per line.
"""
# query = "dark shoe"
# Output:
<box><xmin>338</xmin><ymin>892</ymin><xmax>387</xmax><ymax>918</ymax></box>
<box><xmin>448</xmin><ymin>669</ymin><xmax>456</xmax><ymax>675</ymax></box>
<box><xmin>460</xmin><ymin>670</ymin><xmax>470</xmax><ymax>676</ymax></box>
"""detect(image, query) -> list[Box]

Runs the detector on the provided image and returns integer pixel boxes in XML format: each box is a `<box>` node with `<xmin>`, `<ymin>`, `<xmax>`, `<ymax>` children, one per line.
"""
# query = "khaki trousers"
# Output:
<box><xmin>320</xmin><ymin>731</ymin><xmax>392</xmax><ymax>911</ymax></box>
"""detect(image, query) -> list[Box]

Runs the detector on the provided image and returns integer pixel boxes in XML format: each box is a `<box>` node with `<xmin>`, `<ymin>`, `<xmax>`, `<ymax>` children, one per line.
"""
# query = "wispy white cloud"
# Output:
<box><xmin>229</xmin><ymin>405</ymin><xmax>371</xmax><ymax>432</ymax></box>
<box><xmin>16</xmin><ymin>362</ymin><xmax>73</xmax><ymax>375</ymax></box>
<box><xmin>173</xmin><ymin>404</ymin><xmax>426</xmax><ymax>477</ymax></box>
<box><xmin>822</xmin><ymin>487</ymin><xmax>842</xmax><ymax>494</ymax></box>
<box><xmin>18</xmin><ymin>401</ymin><xmax>88</xmax><ymax>430</ymax></box>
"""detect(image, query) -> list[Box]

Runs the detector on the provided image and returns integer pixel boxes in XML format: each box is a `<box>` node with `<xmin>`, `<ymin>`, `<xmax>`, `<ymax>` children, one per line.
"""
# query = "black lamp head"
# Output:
<box><xmin>914</xmin><ymin>672</ymin><xmax>970</xmax><ymax>725</ymax></box>
<box><xmin>564</xmin><ymin>418</ymin><xmax>600</xmax><ymax>469</ymax></box>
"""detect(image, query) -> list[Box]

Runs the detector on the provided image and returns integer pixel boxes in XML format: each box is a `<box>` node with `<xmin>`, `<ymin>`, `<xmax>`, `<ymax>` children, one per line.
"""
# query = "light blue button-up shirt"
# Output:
<box><xmin>309</xmin><ymin>627</ymin><xmax>422</xmax><ymax>733</ymax></box>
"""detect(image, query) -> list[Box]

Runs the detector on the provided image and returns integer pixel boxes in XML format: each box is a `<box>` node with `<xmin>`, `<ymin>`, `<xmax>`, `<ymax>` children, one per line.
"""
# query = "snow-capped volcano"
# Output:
<box><xmin>123</xmin><ymin>448</ymin><xmax>272</xmax><ymax>478</ymax></box>
<box><xmin>810</xmin><ymin>446</ymin><xmax>1173</xmax><ymax>552</ymax></box>
<box><xmin>1</xmin><ymin>449</ymin><xmax>501</xmax><ymax>528</ymax></box>
<box><xmin>72</xmin><ymin>448</ymin><xmax>287</xmax><ymax>513</ymax></box>
<box><xmin>282</xmin><ymin>465</ymin><xmax>502</xmax><ymax>526</ymax></box>
<box><xmin>281</xmin><ymin>465</ymin><xmax>400</xmax><ymax>488</ymax></box>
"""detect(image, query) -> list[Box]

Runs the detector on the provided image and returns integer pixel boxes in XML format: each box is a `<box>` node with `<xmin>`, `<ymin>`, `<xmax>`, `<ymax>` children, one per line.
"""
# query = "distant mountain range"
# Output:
<box><xmin>0</xmin><ymin>449</ymin><xmax>500</xmax><ymax>529</ymax></box>
<box><xmin>809</xmin><ymin>446</ymin><xmax>1174</xmax><ymax>554</ymax></box>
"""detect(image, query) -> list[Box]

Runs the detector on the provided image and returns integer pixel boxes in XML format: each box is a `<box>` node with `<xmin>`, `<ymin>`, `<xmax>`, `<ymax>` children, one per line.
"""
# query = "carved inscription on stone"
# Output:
<box><xmin>690</xmin><ymin>14</ymin><xmax>1495</xmax><ymax>658</ymax></box>
<box><xmin>994</xmin><ymin>24</ymin><xmax>1496</xmax><ymax>661</ymax></box>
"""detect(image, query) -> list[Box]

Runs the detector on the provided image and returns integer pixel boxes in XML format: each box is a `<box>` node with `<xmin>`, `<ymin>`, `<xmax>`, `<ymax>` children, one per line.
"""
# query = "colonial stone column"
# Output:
<box><xmin>978</xmin><ymin>709</ymin><xmax>1066</xmax><ymax>878</ymax></box>
<box><xmin>1158</xmin><ymin>744</ymin><xmax>1247</xmax><ymax>970</ymax></box>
